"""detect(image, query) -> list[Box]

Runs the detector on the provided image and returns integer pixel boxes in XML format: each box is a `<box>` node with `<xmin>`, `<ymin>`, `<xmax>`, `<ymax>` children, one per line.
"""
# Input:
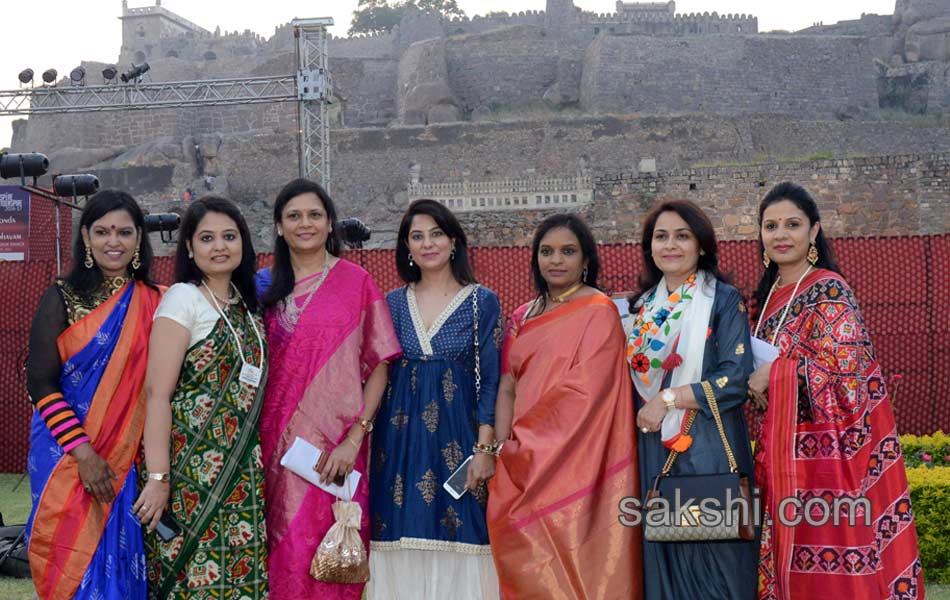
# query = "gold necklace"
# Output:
<box><xmin>549</xmin><ymin>281</ymin><xmax>584</xmax><ymax>303</ymax></box>
<box><xmin>102</xmin><ymin>275</ymin><xmax>129</xmax><ymax>295</ymax></box>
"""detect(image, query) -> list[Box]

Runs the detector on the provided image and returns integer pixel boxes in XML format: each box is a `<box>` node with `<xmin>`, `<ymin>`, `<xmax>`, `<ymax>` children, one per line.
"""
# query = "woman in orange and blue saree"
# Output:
<box><xmin>25</xmin><ymin>190</ymin><xmax>162</xmax><ymax>600</ymax></box>
<box><xmin>750</xmin><ymin>183</ymin><xmax>924</xmax><ymax>600</ymax></box>
<box><xmin>489</xmin><ymin>214</ymin><xmax>643</xmax><ymax>600</ymax></box>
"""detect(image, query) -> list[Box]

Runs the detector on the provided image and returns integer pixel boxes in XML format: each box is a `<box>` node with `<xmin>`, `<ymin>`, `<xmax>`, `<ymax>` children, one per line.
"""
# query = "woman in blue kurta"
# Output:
<box><xmin>368</xmin><ymin>200</ymin><xmax>503</xmax><ymax>600</ymax></box>
<box><xmin>627</xmin><ymin>200</ymin><xmax>757</xmax><ymax>600</ymax></box>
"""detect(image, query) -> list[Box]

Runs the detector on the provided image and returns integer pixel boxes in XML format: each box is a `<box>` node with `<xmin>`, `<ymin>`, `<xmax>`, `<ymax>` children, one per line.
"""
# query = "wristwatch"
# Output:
<box><xmin>661</xmin><ymin>389</ymin><xmax>676</xmax><ymax>411</ymax></box>
<box><xmin>148</xmin><ymin>472</ymin><xmax>170</xmax><ymax>483</ymax></box>
<box><xmin>358</xmin><ymin>418</ymin><xmax>374</xmax><ymax>434</ymax></box>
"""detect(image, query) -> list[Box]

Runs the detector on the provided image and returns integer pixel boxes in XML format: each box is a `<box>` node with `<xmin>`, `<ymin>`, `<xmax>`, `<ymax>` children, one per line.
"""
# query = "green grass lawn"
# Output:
<box><xmin>0</xmin><ymin>472</ymin><xmax>947</xmax><ymax>599</ymax></box>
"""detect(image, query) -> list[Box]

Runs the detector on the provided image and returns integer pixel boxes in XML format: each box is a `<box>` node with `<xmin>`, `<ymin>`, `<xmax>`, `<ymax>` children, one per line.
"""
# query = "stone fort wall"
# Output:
<box><xmin>390</xmin><ymin>151</ymin><xmax>950</xmax><ymax>247</ymax></box>
<box><xmin>580</xmin><ymin>35</ymin><xmax>880</xmax><ymax>117</ymax></box>
<box><xmin>326</xmin><ymin>115</ymin><xmax>950</xmax><ymax>219</ymax></box>
<box><xmin>13</xmin><ymin>114</ymin><xmax>947</xmax><ymax>254</ymax></box>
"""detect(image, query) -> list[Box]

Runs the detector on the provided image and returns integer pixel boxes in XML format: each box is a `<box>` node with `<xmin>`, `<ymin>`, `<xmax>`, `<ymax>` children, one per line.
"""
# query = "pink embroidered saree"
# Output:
<box><xmin>259</xmin><ymin>259</ymin><xmax>401</xmax><ymax>599</ymax></box>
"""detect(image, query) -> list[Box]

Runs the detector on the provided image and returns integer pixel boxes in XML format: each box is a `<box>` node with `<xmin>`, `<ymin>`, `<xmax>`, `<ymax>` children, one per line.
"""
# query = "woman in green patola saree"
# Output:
<box><xmin>135</xmin><ymin>196</ymin><xmax>269</xmax><ymax>599</ymax></box>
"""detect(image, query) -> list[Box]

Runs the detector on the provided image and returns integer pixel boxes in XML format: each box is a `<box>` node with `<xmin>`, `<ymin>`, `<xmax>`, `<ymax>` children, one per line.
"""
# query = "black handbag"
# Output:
<box><xmin>644</xmin><ymin>381</ymin><xmax>755</xmax><ymax>542</ymax></box>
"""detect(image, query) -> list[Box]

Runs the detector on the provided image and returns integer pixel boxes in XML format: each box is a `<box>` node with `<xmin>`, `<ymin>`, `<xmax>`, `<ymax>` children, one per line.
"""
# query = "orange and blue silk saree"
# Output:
<box><xmin>27</xmin><ymin>281</ymin><xmax>160</xmax><ymax>600</ymax></box>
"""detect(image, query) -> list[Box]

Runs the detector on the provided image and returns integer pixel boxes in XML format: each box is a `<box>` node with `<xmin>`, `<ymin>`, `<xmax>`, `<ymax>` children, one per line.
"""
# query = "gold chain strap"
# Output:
<box><xmin>659</xmin><ymin>381</ymin><xmax>738</xmax><ymax>476</ymax></box>
<box><xmin>659</xmin><ymin>410</ymin><xmax>697</xmax><ymax>476</ymax></box>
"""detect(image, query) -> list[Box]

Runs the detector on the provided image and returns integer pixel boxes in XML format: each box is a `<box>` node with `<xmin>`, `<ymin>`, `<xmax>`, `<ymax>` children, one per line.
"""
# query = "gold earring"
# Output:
<box><xmin>131</xmin><ymin>248</ymin><xmax>141</xmax><ymax>271</ymax></box>
<box><xmin>84</xmin><ymin>245</ymin><xmax>94</xmax><ymax>269</ymax></box>
<box><xmin>807</xmin><ymin>242</ymin><xmax>819</xmax><ymax>265</ymax></box>
<box><xmin>762</xmin><ymin>250</ymin><xmax>770</xmax><ymax>268</ymax></box>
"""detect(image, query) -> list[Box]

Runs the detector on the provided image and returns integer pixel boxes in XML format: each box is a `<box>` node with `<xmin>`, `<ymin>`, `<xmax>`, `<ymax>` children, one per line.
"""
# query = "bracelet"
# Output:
<box><xmin>347</xmin><ymin>437</ymin><xmax>360</xmax><ymax>451</ymax></box>
<box><xmin>473</xmin><ymin>442</ymin><xmax>500</xmax><ymax>457</ymax></box>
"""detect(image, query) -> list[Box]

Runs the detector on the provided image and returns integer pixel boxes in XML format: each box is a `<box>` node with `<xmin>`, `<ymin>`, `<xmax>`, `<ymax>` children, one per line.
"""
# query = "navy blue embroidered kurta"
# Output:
<box><xmin>370</xmin><ymin>284</ymin><xmax>503</xmax><ymax>553</ymax></box>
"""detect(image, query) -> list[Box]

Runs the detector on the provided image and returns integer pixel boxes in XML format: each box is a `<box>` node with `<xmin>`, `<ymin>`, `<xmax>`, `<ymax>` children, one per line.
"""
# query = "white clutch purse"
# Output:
<box><xmin>280</xmin><ymin>436</ymin><xmax>362</xmax><ymax>500</ymax></box>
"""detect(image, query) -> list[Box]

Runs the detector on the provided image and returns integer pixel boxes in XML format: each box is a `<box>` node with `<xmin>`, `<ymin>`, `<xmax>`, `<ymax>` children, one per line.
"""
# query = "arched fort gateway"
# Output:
<box><xmin>7</xmin><ymin>0</ymin><xmax>950</xmax><ymax>249</ymax></box>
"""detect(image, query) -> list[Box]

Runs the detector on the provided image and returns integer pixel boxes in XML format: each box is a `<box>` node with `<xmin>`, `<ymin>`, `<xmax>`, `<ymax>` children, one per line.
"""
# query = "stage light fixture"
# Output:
<box><xmin>102</xmin><ymin>65</ymin><xmax>118</xmax><ymax>81</ymax></box>
<box><xmin>339</xmin><ymin>218</ymin><xmax>371</xmax><ymax>248</ymax></box>
<box><xmin>0</xmin><ymin>152</ymin><xmax>49</xmax><ymax>180</ymax></box>
<box><xmin>69</xmin><ymin>66</ymin><xmax>86</xmax><ymax>85</ymax></box>
<box><xmin>18</xmin><ymin>69</ymin><xmax>33</xmax><ymax>84</ymax></box>
<box><xmin>144</xmin><ymin>213</ymin><xmax>181</xmax><ymax>233</ymax></box>
<box><xmin>52</xmin><ymin>174</ymin><xmax>100</xmax><ymax>198</ymax></box>
<box><xmin>41</xmin><ymin>69</ymin><xmax>58</xmax><ymax>84</ymax></box>
<box><xmin>120</xmin><ymin>62</ymin><xmax>150</xmax><ymax>83</ymax></box>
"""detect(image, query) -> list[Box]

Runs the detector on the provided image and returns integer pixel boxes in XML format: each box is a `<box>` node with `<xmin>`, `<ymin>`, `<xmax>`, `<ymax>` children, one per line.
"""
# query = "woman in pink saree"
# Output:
<box><xmin>256</xmin><ymin>178</ymin><xmax>401</xmax><ymax>599</ymax></box>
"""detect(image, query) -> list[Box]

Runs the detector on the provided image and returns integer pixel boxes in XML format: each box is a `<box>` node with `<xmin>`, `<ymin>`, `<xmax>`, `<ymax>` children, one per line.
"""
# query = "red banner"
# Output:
<box><xmin>0</xmin><ymin>186</ymin><xmax>30</xmax><ymax>261</ymax></box>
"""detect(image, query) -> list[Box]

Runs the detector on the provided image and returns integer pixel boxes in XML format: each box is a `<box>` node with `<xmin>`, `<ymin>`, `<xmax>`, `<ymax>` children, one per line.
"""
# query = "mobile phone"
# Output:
<box><xmin>155</xmin><ymin>512</ymin><xmax>182</xmax><ymax>542</ymax></box>
<box><xmin>314</xmin><ymin>450</ymin><xmax>346</xmax><ymax>486</ymax></box>
<box><xmin>443</xmin><ymin>455</ymin><xmax>474</xmax><ymax>500</ymax></box>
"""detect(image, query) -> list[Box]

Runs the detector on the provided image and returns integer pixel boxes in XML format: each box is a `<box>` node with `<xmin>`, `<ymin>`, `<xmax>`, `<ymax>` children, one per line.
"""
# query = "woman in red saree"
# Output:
<box><xmin>489</xmin><ymin>214</ymin><xmax>643</xmax><ymax>600</ymax></box>
<box><xmin>750</xmin><ymin>182</ymin><xmax>924</xmax><ymax>600</ymax></box>
<box><xmin>256</xmin><ymin>178</ymin><xmax>401</xmax><ymax>599</ymax></box>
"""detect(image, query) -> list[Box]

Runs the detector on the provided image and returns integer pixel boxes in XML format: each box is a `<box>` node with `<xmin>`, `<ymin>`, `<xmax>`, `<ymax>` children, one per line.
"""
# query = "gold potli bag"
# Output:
<box><xmin>310</xmin><ymin>481</ymin><xmax>370</xmax><ymax>584</ymax></box>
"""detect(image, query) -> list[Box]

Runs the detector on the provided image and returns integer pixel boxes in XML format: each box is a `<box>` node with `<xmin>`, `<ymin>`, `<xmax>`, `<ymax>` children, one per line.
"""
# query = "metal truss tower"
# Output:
<box><xmin>293</xmin><ymin>18</ymin><xmax>333</xmax><ymax>192</ymax></box>
<box><xmin>0</xmin><ymin>18</ymin><xmax>334</xmax><ymax>187</ymax></box>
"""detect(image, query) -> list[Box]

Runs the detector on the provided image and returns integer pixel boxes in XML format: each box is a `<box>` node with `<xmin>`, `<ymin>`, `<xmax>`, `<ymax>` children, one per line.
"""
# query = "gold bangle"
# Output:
<box><xmin>473</xmin><ymin>442</ymin><xmax>500</xmax><ymax>457</ymax></box>
<box><xmin>347</xmin><ymin>437</ymin><xmax>360</xmax><ymax>451</ymax></box>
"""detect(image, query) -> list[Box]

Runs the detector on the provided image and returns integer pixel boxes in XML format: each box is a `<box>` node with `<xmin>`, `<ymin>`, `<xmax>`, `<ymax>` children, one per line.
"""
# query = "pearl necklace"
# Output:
<box><xmin>278</xmin><ymin>255</ymin><xmax>338</xmax><ymax>330</ymax></box>
<box><xmin>753</xmin><ymin>265</ymin><xmax>813</xmax><ymax>344</ymax></box>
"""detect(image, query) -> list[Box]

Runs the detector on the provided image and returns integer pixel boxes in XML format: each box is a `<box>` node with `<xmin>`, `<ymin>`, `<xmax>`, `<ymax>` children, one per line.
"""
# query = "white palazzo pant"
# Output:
<box><xmin>366</xmin><ymin>547</ymin><xmax>500</xmax><ymax>600</ymax></box>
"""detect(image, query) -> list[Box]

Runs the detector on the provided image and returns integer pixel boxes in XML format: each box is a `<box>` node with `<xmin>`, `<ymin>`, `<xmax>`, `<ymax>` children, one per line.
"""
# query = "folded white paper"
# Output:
<box><xmin>279</xmin><ymin>436</ymin><xmax>362</xmax><ymax>500</ymax></box>
<box><xmin>751</xmin><ymin>336</ymin><xmax>780</xmax><ymax>370</ymax></box>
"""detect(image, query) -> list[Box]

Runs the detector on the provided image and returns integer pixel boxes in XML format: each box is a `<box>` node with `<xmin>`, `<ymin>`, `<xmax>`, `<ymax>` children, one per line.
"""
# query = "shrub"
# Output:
<box><xmin>900</xmin><ymin>431</ymin><xmax>950</xmax><ymax>469</ymax></box>
<box><xmin>906</xmin><ymin>465</ymin><xmax>950</xmax><ymax>584</ymax></box>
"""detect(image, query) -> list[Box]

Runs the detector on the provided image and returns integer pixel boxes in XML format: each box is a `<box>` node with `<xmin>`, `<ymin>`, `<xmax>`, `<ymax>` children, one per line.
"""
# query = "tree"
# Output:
<box><xmin>349</xmin><ymin>0</ymin><xmax>466</xmax><ymax>36</ymax></box>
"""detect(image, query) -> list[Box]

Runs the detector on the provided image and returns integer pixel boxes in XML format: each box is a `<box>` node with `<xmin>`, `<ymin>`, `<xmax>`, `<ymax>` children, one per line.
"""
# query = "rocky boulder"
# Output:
<box><xmin>905</xmin><ymin>16</ymin><xmax>950</xmax><ymax>62</ymax></box>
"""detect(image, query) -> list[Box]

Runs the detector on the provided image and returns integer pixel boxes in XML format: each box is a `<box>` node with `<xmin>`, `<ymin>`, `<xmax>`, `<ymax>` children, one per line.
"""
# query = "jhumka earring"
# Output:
<box><xmin>582</xmin><ymin>267</ymin><xmax>589</xmax><ymax>283</ymax></box>
<box><xmin>84</xmin><ymin>245</ymin><xmax>94</xmax><ymax>269</ymax></box>
<box><xmin>450</xmin><ymin>248</ymin><xmax>456</xmax><ymax>261</ymax></box>
<box><xmin>131</xmin><ymin>248</ymin><xmax>141</xmax><ymax>271</ymax></box>
<box><xmin>762</xmin><ymin>250</ymin><xmax>771</xmax><ymax>268</ymax></box>
<box><xmin>408</xmin><ymin>253</ymin><xmax>414</xmax><ymax>267</ymax></box>
<box><xmin>807</xmin><ymin>242</ymin><xmax>819</xmax><ymax>265</ymax></box>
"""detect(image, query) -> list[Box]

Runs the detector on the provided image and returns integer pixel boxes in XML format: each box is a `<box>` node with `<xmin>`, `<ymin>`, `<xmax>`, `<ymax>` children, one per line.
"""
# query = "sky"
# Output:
<box><xmin>1</xmin><ymin>0</ymin><xmax>896</xmax><ymax>149</ymax></box>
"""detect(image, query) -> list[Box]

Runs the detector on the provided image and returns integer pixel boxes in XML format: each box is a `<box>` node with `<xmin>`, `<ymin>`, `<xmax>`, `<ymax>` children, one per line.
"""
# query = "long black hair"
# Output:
<box><xmin>64</xmin><ymin>189</ymin><xmax>156</xmax><ymax>293</ymax></box>
<box><xmin>632</xmin><ymin>199</ymin><xmax>731</xmax><ymax>309</ymax></box>
<box><xmin>261</xmin><ymin>178</ymin><xmax>341</xmax><ymax>308</ymax></box>
<box><xmin>174</xmin><ymin>195</ymin><xmax>259</xmax><ymax>312</ymax></box>
<box><xmin>395</xmin><ymin>199</ymin><xmax>476</xmax><ymax>285</ymax></box>
<box><xmin>754</xmin><ymin>182</ymin><xmax>841</xmax><ymax>309</ymax></box>
<box><xmin>529</xmin><ymin>213</ymin><xmax>600</xmax><ymax>316</ymax></box>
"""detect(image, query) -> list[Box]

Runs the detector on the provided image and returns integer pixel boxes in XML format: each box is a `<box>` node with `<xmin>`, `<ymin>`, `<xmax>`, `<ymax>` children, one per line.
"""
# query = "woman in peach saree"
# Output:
<box><xmin>489</xmin><ymin>214</ymin><xmax>643</xmax><ymax>600</ymax></box>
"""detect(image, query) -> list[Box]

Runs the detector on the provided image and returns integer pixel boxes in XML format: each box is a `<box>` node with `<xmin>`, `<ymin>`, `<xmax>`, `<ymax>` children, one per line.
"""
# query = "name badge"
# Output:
<box><xmin>239</xmin><ymin>362</ymin><xmax>262</xmax><ymax>388</ymax></box>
